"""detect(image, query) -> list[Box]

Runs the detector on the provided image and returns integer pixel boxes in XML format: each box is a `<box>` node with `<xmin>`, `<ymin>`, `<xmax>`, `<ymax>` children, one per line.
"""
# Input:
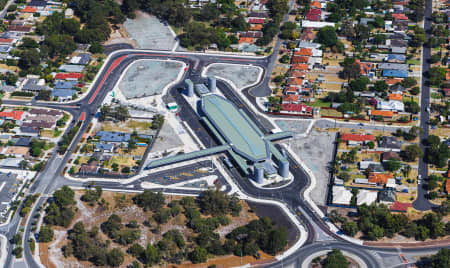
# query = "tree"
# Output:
<box><xmin>428</xmin><ymin>248</ymin><xmax>450</xmax><ymax>268</ymax></box>
<box><xmin>12</xmin><ymin>246</ymin><xmax>23</xmax><ymax>258</ymax></box>
<box><xmin>401</xmin><ymin>144</ymin><xmax>423</xmax><ymax>162</ymax></box>
<box><xmin>402</xmin><ymin>77</ymin><xmax>417</xmax><ymax>88</ymax></box>
<box><xmin>190</xmin><ymin>247</ymin><xmax>208</xmax><ymax>264</ymax></box>
<box><xmin>428</xmin><ymin>67</ymin><xmax>446</xmax><ymax>87</ymax></box>
<box><xmin>374</xmin><ymin>80</ymin><xmax>388</xmax><ymax>92</ymax></box>
<box><xmin>410</xmin><ymin>86</ymin><xmax>420</xmax><ymax>95</ymax></box>
<box><xmin>349</xmin><ymin>77</ymin><xmax>370</xmax><ymax>92</ymax></box>
<box><xmin>134</xmin><ymin>191</ymin><xmax>165</xmax><ymax>212</ymax></box>
<box><xmin>12</xmin><ymin>233</ymin><xmax>22</xmax><ymax>244</ymax></box>
<box><xmin>38</xmin><ymin>225</ymin><xmax>54</xmax><ymax>242</ymax></box>
<box><xmin>317</xmin><ymin>26</ymin><xmax>337</xmax><ymax>47</ymax></box>
<box><xmin>18</xmin><ymin>49</ymin><xmax>40</xmax><ymax>70</ymax></box>
<box><xmin>323</xmin><ymin>249</ymin><xmax>349</xmax><ymax>268</ymax></box>
<box><xmin>342</xmin><ymin>221</ymin><xmax>359</xmax><ymax>237</ymax></box>
<box><xmin>144</xmin><ymin>244</ymin><xmax>160</xmax><ymax>266</ymax></box>
<box><xmin>383</xmin><ymin>159</ymin><xmax>402</xmax><ymax>172</ymax></box>
<box><xmin>404</xmin><ymin>101</ymin><xmax>420</xmax><ymax>114</ymax></box>
<box><xmin>107</xmin><ymin>248</ymin><xmax>124</xmax><ymax>267</ymax></box>
<box><xmin>89</xmin><ymin>42</ymin><xmax>104</xmax><ymax>54</ymax></box>
<box><xmin>415</xmin><ymin>225</ymin><xmax>430</xmax><ymax>241</ymax></box>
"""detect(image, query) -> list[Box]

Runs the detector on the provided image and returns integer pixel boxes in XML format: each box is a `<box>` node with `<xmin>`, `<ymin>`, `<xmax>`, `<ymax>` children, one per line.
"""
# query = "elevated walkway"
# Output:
<box><xmin>265</xmin><ymin>131</ymin><xmax>294</xmax><ymax>141</ymax></box>
<box><xmin>145</xmin><ymin>144</ymin><xmax>230</xmax><ymax>169</ymax></box>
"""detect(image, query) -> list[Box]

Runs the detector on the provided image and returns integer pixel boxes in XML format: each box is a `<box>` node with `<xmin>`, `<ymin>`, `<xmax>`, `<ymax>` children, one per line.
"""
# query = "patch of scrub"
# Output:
<box><xmin>123</xmin><ymin>12</ymin><xmax>176</xmax><ymax>50</ymax></box>
<box><xmin>205</xmin><ymin>63</ymin><xmax>262</xmax><ymax>90</ymax></box>
<box><xmin>118</xmin><ymin>60</ymin><xmax>184</xmax><ymax>99</ymax></box>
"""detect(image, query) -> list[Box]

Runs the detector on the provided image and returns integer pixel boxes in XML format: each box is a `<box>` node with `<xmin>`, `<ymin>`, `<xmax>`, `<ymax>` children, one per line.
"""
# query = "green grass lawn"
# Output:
<box><xmin>306</xmin><ymin>100</ymin><xmax>331</xmax><ymax>108</ymax></box>
<box><xmin>406</xmin><ymin>59</ymin><xmax>420</xmax><ymax>65</ymax></box>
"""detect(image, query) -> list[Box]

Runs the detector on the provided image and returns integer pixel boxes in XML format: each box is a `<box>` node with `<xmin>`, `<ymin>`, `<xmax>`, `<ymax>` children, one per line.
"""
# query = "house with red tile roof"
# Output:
<box><xmin>0</xmin><ymin>110</ymin><xmax>25</xmax><ymax>120</ymax></box>
<box><xmin>341</xmin><ymin>133</ymin><xmax>375</xmax><ymax>143</ymax></box>
<box><xmin>389</xmin><ymin>201</ymin><xmax>412</xmax><ymax>212</ymax></box>
<box><xmin>248</xmin><ymin>18</ymin><xmax>266</xmax><ymax>24</ymax></box>
<box><xmin>306</xmin><ymin>9</ymin><xmax>321</xmax><ymax>21</ymax></box>
<box><xmin>281</xmin><ymin>103</ymin><xmax>313</xmax><ymax>115</ymax></box>
<box><xmin>281</xmin><ymin>94</ymin><xmax>299</xmax><ymax>104</ymax></box>
<box><xmin>389</xmin><ymin>93</ymin><xmax>403</xmax><ymax>101</ymax></box>
<box><xmin>287</xmin><ymin>78</ymin><xmax>304</xmax><ymax>86</ymax></box>
<box><xmin>355</xmin><ymin>59</ymin><xmax>373</xmax><ymax>76</ymax></box>
<box><xmin>368</xmin><ymin>173</ymin><xmax>393</xmax><ymax>185</ymax></box>
<box><xmin>444</xmin><ymin>88</ymin><xmax>450</xmax><ymax>97</ymax></box>
<box><xmin>238</xmin><ymin>37</ymin><xmax>255</xmax><ymax>44</ymax></box>
<box><xmin>289</xmin><ymin>71</ymin><xmax>306</xmax><ymax>78</ymax></box>
<box><xmin>22</xmin><ymin>6</ymin><xmax>37</xmax><ymax>13</ymax></box>
<box><xmin>291</xmin><ymin>64</ymin><xmax>309</xmax><ymax>71</ymax></box>
<box><xmin>295</xmin><ymin>48</ymin><xmax>313</xmax><ymax>56</ymax></box>
<box><xmin>0</xmin><ymin>38</ymin><xmax>15</xmax><ymax>45</ymax></box>
<box><xmin>292</xmin><ymin>56</ymin><xmax>309</xmax><ymax>64</ymax></box>
<box><xmin>284</xmin><ymin>87</ymin><xmax>299</xmax><ymax>95</ymax></box>
<box><xmin>369</xmin><ymin>110</ymin><xmax>394</xmax><ymax>118</ymax></box>
<box><xmin>446</xmin><ymin>178</ymin><xmax>450</xmax><ymax>193</ymax></box>
<box><xmin>310</xmin><ymin>1</ymin><xmax>322</xmax><ymax>9</ymax></box>
<box><xmin>54</xmin><ymin>73</ymin><xmax>83</xmax><ymax>80</ymax></box>
<box><xmin>392</xmin><ymin>13</ymin><xmax>409</xmax><ymax>21</ymax></box>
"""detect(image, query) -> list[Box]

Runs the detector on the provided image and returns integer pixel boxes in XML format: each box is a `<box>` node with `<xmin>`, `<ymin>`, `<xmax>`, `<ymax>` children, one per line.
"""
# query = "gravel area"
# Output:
<box><xmin>150</xmin><ymin>121</ymin><xmax>183</xmax><ymax>153</ymax></box>
<box><xmin>205</xmin><ymin>63</ymin><xmax>262</xmax><ymax>89</ymax></box>
<box><xmin>276</xmin><ymin>119</ymin><xmax>311</xmax><ymax>135</ymax></box>
<box><xmin>118</xmin><ymin>60</ymin><xmax>184</xmax><ymax>99</ymax></box>
<box><xmin>123</xmin><ymin>12</ymin><xmax>176</xmax><ymax>50</ymax></box>
<box><xmin>287</xmin><ymin>129</ymin><xmax>336</xmax><ymax>206</ymax></box>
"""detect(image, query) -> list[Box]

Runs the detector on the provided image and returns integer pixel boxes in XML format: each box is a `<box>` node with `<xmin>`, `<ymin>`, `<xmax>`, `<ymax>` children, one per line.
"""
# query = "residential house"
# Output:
<box><xmin>3</xmin><ymin>146</ymin><xmax>29</xmax><ymax>158</ymax></box>
<box><xmin>368</xmin><ymin>173</ymin><xmax>393</xmax><ymax>185</ymax></box>
<box><xmin>382</xmin><ymin>151</ymin><xmax>401</xmax><ymax>162</ymax></box>
<box><xmin>355</xmin><ymin>59</ymin><xmax>374</xmax><ymax>77</ymax></box>
<box><xmin>306</xmin><ymin>8</ymin><xmax>322</xmax><ymax>21</ymax></box>
<box><xmin>386</xmin><ymin>54</ymin><xmax>406</xmax><ymax>63</ymax></box>
<box><xmin>377</xmin><ymin>100</ymin><xmax>404</xmax><ymax>111</ymax></box>
<box><xmin>386</xmin><ymin>78</ymin><xmax>403</xmax><ymax>86</ymax></box>
<box><xmin>14</xmin><ymin>137</ymin><xmax>32</xmax><ymax>147</ymax></box>
<box><xmin>248</xmin><ymin>18</ymin><xmax>266</xmax><ymax>24</ymax></box>
<box><xmin>378</xmin><ymin>63</ymin><xmax>409</xmax><ymax>71</ymax></box>
<box><xmin>54</xmin><ymin>73</ymin><xmax>83</xmax><ymax>81</ymax></box>
<box><xmin>389</xmin><ymin>93</ymin><xmax>403</xmax><ymax>101</ymax></box>
<box><xmin>390</xmin><ymin>84</ymin><xmax>405</xmax><ymax>94</ymax></box>
<box><xmin>95</xmin><ymin>143</ymin><xmax>114</xmax><ymax>153</ymax></box>
<box><xmin>378</xmin><ymin>136</ymin><xmax>402</xmax><ymax>152</ymax></box>
<box><xmin>340</xmin><ymin>133</ymin><xmax>375</xmax><ymax>146</ymax></box>
<box><xmin>29</xmin><ymin>109</ymin><xmax>62</xmax><ymax>117</ymax></box>
<box><xmin>301</xmin><ymin>21</ymin><xmax>335</xmax><ymax>28</ymax></box>
<box><xmin>0</xmin><ymin>110</ymin><xmax>24</xmax><ymax>121</ymax></box>
<box><xmin>357</xmin><ymin>190</ymin><xmax>378</xmax><ymax>205</ymax></box>
<box><xmin>280</xmin><ymin>103</ymin><xmax>313</xmax><ymax>115</ymax></box>
<box><xmin>378</xmin><ymin>188</ymin><xmax>397</xmax><ymax>203</ymax></box>
<box><xmin>21</xmin><ymin>78</ymin><xmax>49</xmax><ymax>92</ymax></box>
<box><xmin>96</xmin><ymin>131</ymin><xmax>131</xmax><ymax>143</ymax></box>
<box><xmin>59</xmin><ymin>65</ymin><xmax>85</xmax><ymax>73</ymax></box>
<box><xmin>69</xmin><ymin>53</ymin><xmax>91</xmax><ymax>65</ymax></box>
<box><xmin>332</xmin><ymin>186</ymin><xmax>352</xmax><ymax>205</ymax></box>
<box><xmin>0</xmin><ymin>38</ymin><xmax>15</xmax><ymax>46</ymax></box>
<box><xmin>389</xmin><ymin>201</ymin><xmax>412</xmax><ymax>212</ymax></box>
<box><xmin>281</xmin><ymin>94</ymin><xmax>299</xmax><ymax>104</ymax></box>
<box><xmin>79</xmin><ymin>161</ymin><xmax>99</xmax><ymax>174</ymax></box>
<box><xmin>54</xmin><ymin>81</ymin><xmax>77</xmax><ymax>89</ymax></box>
<box><xmin>51</xmin><ymin>89</ymin><xmax>76</xmax><ymax>101</ymax></box>
<box><xmin>7</xmin><ymin>25</ymin><xmax>32</xmax><ymax>33</ymax></box>
<box><xmin>444</xmin><ymin>88</ymin><xmax>450</xmax><ymax>97</ymax></box>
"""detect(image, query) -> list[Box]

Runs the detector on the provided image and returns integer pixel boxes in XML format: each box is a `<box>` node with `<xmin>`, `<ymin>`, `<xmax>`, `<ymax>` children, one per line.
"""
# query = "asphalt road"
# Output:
<box><xmin>412</xmin><ymin>0</ymin><xmax>437</xmax><ymax>211</ymax></box>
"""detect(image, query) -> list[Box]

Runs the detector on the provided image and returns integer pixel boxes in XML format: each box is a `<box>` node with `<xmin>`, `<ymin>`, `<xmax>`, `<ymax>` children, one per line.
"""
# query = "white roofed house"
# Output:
<box><xmin>377</xmin><ymin>100</ymin><xmax>404</xmax><ymax>112</ymax></box>
<box><xmin>332</xmin><ymin>186</ymin><xmax>352</xmax><ymax>205</ymax></box>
